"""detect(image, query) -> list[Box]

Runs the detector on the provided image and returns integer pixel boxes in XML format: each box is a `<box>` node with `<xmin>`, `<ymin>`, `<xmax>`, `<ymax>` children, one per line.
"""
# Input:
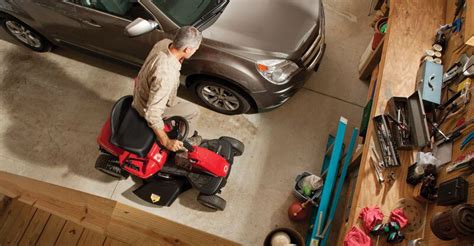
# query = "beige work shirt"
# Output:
<box><xmin>132</xmin><ymin>39</ymin><xmax>182</xmax><ymax>131</ymax></box>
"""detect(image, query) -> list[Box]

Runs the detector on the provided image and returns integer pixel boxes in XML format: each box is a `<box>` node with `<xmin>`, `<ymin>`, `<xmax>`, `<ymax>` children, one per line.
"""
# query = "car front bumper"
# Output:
<box><xmin>251</xmin><ymin>43</ymin><xmax>326</xmax><ymax>112</ymax></box>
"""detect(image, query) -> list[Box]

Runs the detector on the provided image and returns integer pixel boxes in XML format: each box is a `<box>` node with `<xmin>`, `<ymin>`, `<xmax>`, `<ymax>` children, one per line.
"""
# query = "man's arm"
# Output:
<box><xmin>144</xmin><ymin>74</ymin><xmax>183</xmax><ymax>152</ymax></box>
<box><xmin>153</xmin><ymin>128</ymin><xmax>183</xmax><ymax>152</ymax></box>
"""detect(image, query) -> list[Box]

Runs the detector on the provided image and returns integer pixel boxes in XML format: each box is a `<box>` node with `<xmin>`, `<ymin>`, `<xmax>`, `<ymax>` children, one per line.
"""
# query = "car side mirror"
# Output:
<box><xmin>125</xmin><ymin>18</ymin><xmax>158</xmax><ymax>37</ymax></box>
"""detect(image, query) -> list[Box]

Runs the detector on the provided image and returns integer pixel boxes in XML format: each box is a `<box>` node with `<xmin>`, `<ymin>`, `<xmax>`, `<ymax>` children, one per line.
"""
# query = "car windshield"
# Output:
<box><xmin>152</xmin><ymin>0</ymin><xmax>222</xmax><ymax>26</ymax></box>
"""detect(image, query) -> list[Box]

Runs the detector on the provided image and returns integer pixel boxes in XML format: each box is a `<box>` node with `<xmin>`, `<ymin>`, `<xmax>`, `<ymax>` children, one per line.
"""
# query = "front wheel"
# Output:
<box><xmin>194</xmin><ymin>79</ymin><xmax>251</xmax><ymax>115</ymax></box>
<box><xmin>95</xmin><ymin>153</ymin><xmax>129</xmax><ymax>180</ymax></box>
<box><xmin>220</xmin><ymin>136</ymin><xmax>244</xmax><ymax>156</ymax></box>
<box><xmin>197</xmin><ymin>194</ymin><xmax>226</xmax><ymax>211</ymax></box>
<box><xmin>1</xmin><ymin>17</ymin><xmax>52</xmax><ymax>52</ymax></box>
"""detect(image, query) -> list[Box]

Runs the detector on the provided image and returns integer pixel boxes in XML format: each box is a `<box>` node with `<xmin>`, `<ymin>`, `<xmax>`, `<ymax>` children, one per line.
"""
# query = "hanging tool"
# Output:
<box><xmin>370</xmin><ymin>157</ymin><xmax>385</xmax><ymax>185</ymax></box>
<box><xmin>461</xmin><ymin>131</ymin><xmax>474</xmax><ymax>150</ymax></box>
<box><xmin>447</xmin><ymin>151</ymin><xmax>474</xmax><ymax>172</ymax></box>
<box><xmin>436</xmin><ymin>118</ymin><xmax>474</xmax><ymax>146</ymax></box>
<box><xmin>443</xmin><ymin>54</ymin><xmax>473</xmax><ymax>87</ymax></box>
<box><xmin>373</xmin><ymin>115</ymin><xmax>400</xmax><ymax>167</ymax></box>
<box><xmin>453</xmin><ymin>0</ymin><xmax>466</xmax><ymax>21</ymax></box>
<box><xmin>370</xmin><ymin>148</ymin><xmax>385</xmax><ymax>184</ymax></box>
<box><xmin>432</xmin><ymin>122</ymin><xmax>450</xmax><ymax>142</ymax></box>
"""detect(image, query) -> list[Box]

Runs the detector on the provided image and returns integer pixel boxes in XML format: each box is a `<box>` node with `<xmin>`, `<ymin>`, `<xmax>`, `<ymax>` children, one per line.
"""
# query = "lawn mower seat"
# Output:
<box><xmin>109</xmin><ymin>95</ymin><xmax>155</xmax><ymax>157</ymax></box>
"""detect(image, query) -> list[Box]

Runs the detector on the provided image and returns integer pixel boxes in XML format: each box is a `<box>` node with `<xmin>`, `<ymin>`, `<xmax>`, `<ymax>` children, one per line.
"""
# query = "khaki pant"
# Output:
<box><xmin>163</xmin><ymin>99</ymin><xmax>200</xmax><ymax>136</ymax></box>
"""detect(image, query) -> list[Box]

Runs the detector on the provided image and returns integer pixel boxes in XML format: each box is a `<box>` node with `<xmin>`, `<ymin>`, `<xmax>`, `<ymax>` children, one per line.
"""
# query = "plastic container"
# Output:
<box><xmin>294</xmin><ymin>172</ymin><xmax>322</xmax><ymax>203</ymax></box>
<box><xmin>263</xmin><ymin>227</ymin><xmax>304</xmax><ymax>246</ymax></box>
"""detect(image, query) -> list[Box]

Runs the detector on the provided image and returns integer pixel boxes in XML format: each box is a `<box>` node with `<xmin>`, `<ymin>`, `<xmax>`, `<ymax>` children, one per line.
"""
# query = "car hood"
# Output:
<box><xmin>202</xmin><ymin>0</ymin><xmax>321</xmax><ymax>59</ymax></box>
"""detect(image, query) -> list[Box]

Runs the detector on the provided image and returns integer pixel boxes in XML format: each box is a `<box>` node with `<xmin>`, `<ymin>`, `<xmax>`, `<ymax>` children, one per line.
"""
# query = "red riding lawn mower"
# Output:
<box><xmin>95</xmin><ymin>96</ymin><xmax>244</xmax><ymax>211</ymax></box>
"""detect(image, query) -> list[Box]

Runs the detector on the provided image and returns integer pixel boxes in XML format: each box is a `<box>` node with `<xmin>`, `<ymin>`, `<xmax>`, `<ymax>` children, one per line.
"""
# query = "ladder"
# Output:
<box><xmin>306</xmin><ymin>117</ymin><xmax>359</xmax><ymax>246</ymax></box>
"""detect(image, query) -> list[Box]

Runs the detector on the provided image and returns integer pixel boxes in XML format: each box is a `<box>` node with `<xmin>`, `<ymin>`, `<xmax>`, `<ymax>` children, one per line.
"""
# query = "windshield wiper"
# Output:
<box><xmin>193</xmin><ymin>0</ymin><xmax>229</xmax><ymax>28</ymax></box>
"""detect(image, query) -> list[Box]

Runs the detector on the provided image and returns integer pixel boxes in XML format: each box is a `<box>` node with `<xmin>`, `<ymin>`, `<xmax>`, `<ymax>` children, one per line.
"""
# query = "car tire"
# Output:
<box><xmin>220</xmin><ymin>136</ymin><xmax>244</xmax><ymax>156</ymax></box>
<box><xmin>95</xmin><ymin>153</ymin><xmax>129</xmax><ymax>180</ymax></box>
<box><xmin>197</xmin><ymin>193</ymin><xmax>226</xmax><ymax>211</ymax></box>
<box><xmin>193</xmin><ymin>78</ymin><xmax>251</xmax><ymax>115</ymax></box>
<box><xmin>1</xmin><ymin>17</ymin><xmax>52</xmax><ymax>52</ymax></box>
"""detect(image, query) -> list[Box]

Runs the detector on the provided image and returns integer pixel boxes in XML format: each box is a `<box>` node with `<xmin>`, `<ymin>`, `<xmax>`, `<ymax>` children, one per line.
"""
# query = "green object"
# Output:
<box><xmin>380</xmin><ymin>23</ymin><xmax>388</xmax><ymax>33</ymax></box>
<box><xmin>370</xmin><ymin>223</ymin><xmax>384</xmax><ymax>235</ymax></box>
<box><xmin>393</xmin><ymin>223</ymin><xmax>400</xmax><ymax>231</ymax></box>
<box><xmin>359</xmin><ymin>99</ymin><xmax>373</xmax><ymax>137</ymax></box>
<box><xmin>303</xmin><ymin>185</ymin><xmax>312</xmax><ymax>196</ymax></box>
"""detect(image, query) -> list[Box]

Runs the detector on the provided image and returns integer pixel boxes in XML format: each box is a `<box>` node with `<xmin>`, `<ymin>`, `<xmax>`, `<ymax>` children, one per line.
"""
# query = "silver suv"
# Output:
<box><xmin>0</xmin><ymin>0</ymin><xmax>325</xmax><ymax>114</ymax></box>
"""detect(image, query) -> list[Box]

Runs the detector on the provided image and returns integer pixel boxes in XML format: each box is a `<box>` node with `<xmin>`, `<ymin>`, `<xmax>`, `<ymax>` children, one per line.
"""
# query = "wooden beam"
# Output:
<box><xmin>0</xmin><ymin>200</ymin><xmax>37</xmax><ymax>245</ymax></box>
<box><xmin>56</xmin><ymin>221</ymin><xmax>85</xmax><ymax>245</ymax></box>
<box><xmin>104</xmin><ymin>237</ymin><xmax>130</xmax><ymax>246</ymax></box>
<box><xmin>78</xmin><ymin>229</ymin><xmax>107</xmax><ymax>246</ymax></box>
<box><xmin>18</xmin><ymin>209</ymin><xmax>51</xmax><ymax>245</ymax></box>
<box><xmin>0</xmin><ymin>172</ymin><xmax>115</xmax><ymax>234</ymax></box>
<box><xmin>36</xmin><ymin>214</ymin><xmax>67</xmax><ymax>246</ymax></box>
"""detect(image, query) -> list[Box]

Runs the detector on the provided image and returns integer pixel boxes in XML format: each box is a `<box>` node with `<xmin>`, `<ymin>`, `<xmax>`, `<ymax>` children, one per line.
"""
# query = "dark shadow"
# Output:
<box><xmin>119</xmin><ymin>177</ymin><xmax>161</xmax><ymax>208</ymax></box>
<box><xmin>0</xmin><ymin>29</ymin><xmax>198</xmax><ymax>103</ymax></box>
<box><xmin>0</xmin><ymin>47</ymin><xmax>118</xmax><ymax>182</ymax></box>
<box><xmin>177</xmin><ymin>189</ymin><xmax>217</xmax><ymax>213</ymax></box>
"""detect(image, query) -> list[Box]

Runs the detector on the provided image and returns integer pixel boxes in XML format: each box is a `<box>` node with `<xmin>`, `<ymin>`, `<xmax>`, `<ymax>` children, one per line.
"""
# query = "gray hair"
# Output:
<box><xmin>173</xmin><ymin>26</ymin><xmax>202</xmax><ymax>50</ymax></box>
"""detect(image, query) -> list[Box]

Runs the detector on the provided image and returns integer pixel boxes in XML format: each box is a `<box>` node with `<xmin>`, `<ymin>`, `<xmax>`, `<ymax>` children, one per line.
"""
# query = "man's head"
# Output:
<box><xmin>172</xmin><ymin>26</ymin><xmax>202</xmax><ymax>59</ymax></box>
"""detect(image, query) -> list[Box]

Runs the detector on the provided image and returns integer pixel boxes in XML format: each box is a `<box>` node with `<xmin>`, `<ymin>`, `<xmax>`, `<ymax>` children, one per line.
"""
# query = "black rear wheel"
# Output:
<box><xmin>95</xmin><ymin>153</ymin><xmax>129</xmax><ymax>180</ymax></box>
<box><xmin>197</xmin><ymin>194</ymin><xmax>226</xmax><ymax>211</ymax></box>
<box><xmin>1</xmin><ymin>17</ymin><xmax>52</xmax><ymax>52</ymax></box>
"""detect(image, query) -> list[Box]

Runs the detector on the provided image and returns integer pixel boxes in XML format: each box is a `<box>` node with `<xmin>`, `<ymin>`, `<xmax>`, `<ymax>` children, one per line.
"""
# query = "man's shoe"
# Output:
<box><xmin>186</xmin><ymin>131</ymin><xmax>202</xmax><ymax>146</ymax></box>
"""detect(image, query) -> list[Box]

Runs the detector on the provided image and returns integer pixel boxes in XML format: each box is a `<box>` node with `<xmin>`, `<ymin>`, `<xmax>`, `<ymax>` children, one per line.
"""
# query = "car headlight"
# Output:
<box><xmin>256</xmin><ymin>59</ymin><xmax>299</xmax><ymax>84</ymax></box>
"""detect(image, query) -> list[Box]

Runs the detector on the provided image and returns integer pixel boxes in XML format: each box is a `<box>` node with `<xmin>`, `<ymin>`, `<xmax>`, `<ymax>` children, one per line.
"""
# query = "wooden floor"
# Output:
<box><xmin>0</xmin><ymin>197</ymin><xmax>128</xmax><ymax>246</ymax></box>
<box><xmin>0</xmin><ymin>171</ymin><xmax>238</xmax><ymax>246</ymax></box>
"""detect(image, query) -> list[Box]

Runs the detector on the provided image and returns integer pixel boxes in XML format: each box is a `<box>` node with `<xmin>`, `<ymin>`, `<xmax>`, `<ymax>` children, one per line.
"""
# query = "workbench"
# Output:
<box><xmin>335</xmin><ymin>0</ymin><xmax>474</xmax><ymax>244</ymax></box>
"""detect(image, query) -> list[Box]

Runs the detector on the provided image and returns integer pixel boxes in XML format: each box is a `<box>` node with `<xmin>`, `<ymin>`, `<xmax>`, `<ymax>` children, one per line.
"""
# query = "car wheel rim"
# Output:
<box><xmin>5</xmin><ymin>21</ymin><xmax>42</xmax><ymax>48</ymax></box>
<box><xmin>201</xmin><ymin>85</ymin><xmax>240</xmax><ymax>112</ymax></box>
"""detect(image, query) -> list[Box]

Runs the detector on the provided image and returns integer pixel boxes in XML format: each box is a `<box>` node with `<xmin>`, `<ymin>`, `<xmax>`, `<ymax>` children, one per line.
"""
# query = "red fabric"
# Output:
<box><xmin>344</xmin><ymin>226</ymin><xmax>371</xmax><ymax>246</ymax></box>
<box><xmin>390</xmin><ymin>208</ymin><xmax>409</xmax><ymax>229</ymax></box>
<box><xmin>359</xmin><ymin>206</ymin><xmax>384</xmax><ymax>232</ymax></box>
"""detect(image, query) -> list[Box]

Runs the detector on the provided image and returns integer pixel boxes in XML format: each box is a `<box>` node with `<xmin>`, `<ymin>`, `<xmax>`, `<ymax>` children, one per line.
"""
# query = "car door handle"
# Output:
<box><xmin>81</xmin><ymin>19</ymin><xmax>102</xmax><ymax>28</ymax></box>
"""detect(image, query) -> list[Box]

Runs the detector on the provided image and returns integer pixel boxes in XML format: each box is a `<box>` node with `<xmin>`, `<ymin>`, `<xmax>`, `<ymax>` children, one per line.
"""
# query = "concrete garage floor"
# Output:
<box><xmin>0</xmin><ymin>0</ymin><xmax>372</xmax><ymax>244</ymax></box>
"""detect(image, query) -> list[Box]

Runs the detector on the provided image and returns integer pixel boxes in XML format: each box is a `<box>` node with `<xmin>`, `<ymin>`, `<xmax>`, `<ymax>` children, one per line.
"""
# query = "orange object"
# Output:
<box><xmin>257</xmin><ymin>64</ymin><xmax>268</xmax><ymax>72</ymax></box>
<box><xmin>288</xmin><ymin>201</ymin><xmax>310</xmax><ymax>221</ymax></box>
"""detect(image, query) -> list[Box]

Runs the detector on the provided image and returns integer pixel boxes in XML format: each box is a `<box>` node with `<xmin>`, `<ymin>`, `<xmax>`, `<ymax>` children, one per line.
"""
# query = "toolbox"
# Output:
<box><xmin>385</xmin><ymin>91</ymin><xmax>431</xmax><ymax>149</ymax></box>
<box><xmin>416</xmin><ymin>60</ymin><xmax>443</xmax><ymax>106</ymax></box>
<box><xmin>373</xmin><ymin>115</ymin><xmax>400</xmax><ymax>167</ymax></box>
<box><xmin>437</xmin><ymin>177</ymin><xmax>468</xmax><ymax>206</ymax></box>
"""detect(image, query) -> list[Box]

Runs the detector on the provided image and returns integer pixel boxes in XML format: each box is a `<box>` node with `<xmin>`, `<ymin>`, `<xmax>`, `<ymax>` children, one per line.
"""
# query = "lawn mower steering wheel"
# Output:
<box><xmin>164</xmin><ymin>116</ymin><xmax>189</xmax><ymax>141</ymax></box>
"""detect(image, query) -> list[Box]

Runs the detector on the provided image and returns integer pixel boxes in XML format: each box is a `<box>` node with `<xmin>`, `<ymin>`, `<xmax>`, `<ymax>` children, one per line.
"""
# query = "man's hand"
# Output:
<box><xmin>164</xmin><ymin>139</ymin><xmax>184</xmax><ymax>152</ymax></box>
<box><xmin>154</xmin><ymin>128</ymin><xmax>183</xmax><ymax>152</ymax></box>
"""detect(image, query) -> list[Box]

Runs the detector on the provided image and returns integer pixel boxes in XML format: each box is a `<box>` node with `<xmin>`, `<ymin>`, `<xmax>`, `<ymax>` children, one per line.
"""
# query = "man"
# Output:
<box><xmin>132</xmin><ymin>26</ymin><xmax>202</xmax><ymax>152</ymax></box>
